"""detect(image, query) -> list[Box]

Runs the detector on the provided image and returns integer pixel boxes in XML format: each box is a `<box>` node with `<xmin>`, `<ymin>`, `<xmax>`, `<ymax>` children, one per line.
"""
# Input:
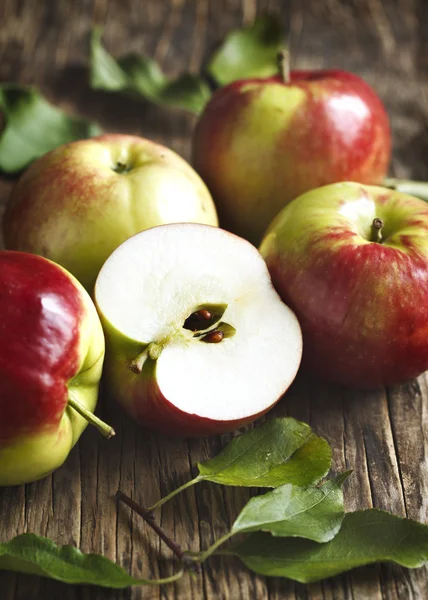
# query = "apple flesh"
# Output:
<box><xmin>0</xmin><ymin>251</ymin><xmax>109</xmax><ymax>486</ymax></box>
<box><xmin>3</xmin><ymin>134</ymin><xmax>218</xmax><ymax>291</ymax></box>
<box><xmin>260</xmin><ymin>182</ymin><xmax>428</xmax><ymax>389</ymax></box>
<box><xmin>95</xmin><ymin>224</ymin><xmax>302</xmax><ymax>437</ymax></box>
<box><xmin>193</xmin><ymin>69</ymin><xmax>391</xmax><ymax>245</ymax></box>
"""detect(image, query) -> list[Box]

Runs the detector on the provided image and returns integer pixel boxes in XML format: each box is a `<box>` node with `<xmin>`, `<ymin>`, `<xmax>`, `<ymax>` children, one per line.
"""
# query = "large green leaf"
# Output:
<box><xmin>90</xmin><ymin>29</ymin><xmax>211</xmax><ymax>115</ymax></box>
<box><xmin>0</xmin><ymin>533</ymin><xmax>182</xmax><ymax>587</ymax></box>
<box><xmin>207</xmin><ymin>15</ymin><xmax>284</xmax><ymax>86</ymax></box>
<box><xmin>231</xmin><ymin>473</ymin><xmax>349</xmax><ymax>542</ymax></box>
<box><xmin>0</xmin><ymin>85</ymin><xmax>102</xmax><ymax>174</ymax></box>
<box><xmin>227</xmin><ymin>509</ymin><xmax>428</xmax><ymax>583</ymax></box>
<box><xmin>197</xmin><ymin>418</ymin><xmax>331</xmax><ymax>487</ymax></box>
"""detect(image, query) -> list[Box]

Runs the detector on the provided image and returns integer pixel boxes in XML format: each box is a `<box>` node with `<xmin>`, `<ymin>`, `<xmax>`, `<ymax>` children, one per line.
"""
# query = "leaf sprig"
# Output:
<box><xmin>3</xmin><ymin>417</ymin><xmax>428</xmax><ymax>589</ymax></box>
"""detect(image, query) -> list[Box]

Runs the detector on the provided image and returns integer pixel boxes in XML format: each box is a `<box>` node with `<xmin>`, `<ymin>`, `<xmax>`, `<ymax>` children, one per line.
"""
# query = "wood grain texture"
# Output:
<box><xmin>1</xmin><ymin>0</ymin><xmax>428</xmax><ymax>598</ymax></box>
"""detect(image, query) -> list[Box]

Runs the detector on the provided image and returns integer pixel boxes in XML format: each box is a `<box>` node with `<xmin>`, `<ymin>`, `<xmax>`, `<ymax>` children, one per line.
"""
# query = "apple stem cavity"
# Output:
<box><xmin>277</xmin><ymin>49</ymin><xmax>290</xmax><ymax>84</ymax></box>
<box><xmin>371</xmin><ymin>217</ymin><xmax>384</xmax><ymax>243</ymax></box>
<box><xmin>113</xmin><ymin>161</ymin><xmax>132</xmax><ymax>174</ymax></box>
<box><xmin>130</xmin><ymin>342</ymin><xmax>163</xmax><ymax>374</ymax></box>
<box><xmin>67</xmin><ymin>393</ymin><xmax>115</xmax><ymax>439</ymax></box>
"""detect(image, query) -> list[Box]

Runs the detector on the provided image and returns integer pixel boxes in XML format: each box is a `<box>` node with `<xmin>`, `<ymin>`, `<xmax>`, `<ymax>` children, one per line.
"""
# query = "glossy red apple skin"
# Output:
<box><xmin>193</xmin><ymin>70</ymin><xmax>391</xmax><ymax>244</ymax></box>
<box><xmin>260</xmin><ymin>182</ymin><xmax>428</xmax><ymax>389</ymax></box>
<box><xmin>0</xmin><ymin>251</ymin><xmax>104</xmax><ymax>485</ymax></box>
<box><xmin>0</xmin><ymin>252</ymin><xmax>82</xmax><ymax>439</ymax></box>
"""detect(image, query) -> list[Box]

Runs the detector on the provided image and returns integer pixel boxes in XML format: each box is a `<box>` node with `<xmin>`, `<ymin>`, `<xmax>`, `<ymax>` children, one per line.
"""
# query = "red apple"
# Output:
<box><xmin>3</xmin><ymin>134</ymin><xmax>218</xmax><ymax>291</ymax></box>
<box><xmin>0</xmin><ymin>251</ymin><xmax>110</xmax><ymax>486</ymax></box>
<box><xmin>95</xmin><ymin>224</ymin><xmax>302</xmax><ymax>437</ymax></box>
<box><xmin>193</xmin><ymin>63</ymin><xmax>391</xmax><ymax>245</ymax></box>
<box><xmin>259</xmin><ymin>182</ymin><xmax>428</xmax><ymax>389</ymax></box>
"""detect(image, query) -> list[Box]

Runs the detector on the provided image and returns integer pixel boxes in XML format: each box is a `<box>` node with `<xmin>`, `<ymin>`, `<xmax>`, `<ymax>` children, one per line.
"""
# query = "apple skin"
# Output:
<box><xmin>0</xmin><ymin>251</ymin><xmax>105</xmax><ymax>486</ymax></box>
<box><xmin>259</xmin><ymin>182</ymin><xmax>428</xmax><ymax>389</ymax></box>
<box><xmin>100</xmin><ymin>323</ymin><xmax>279</xmax><ymax>438</ymax></box>
<box><xmin>193</xmin><ymin>70</ymin><xmax>391</xmax><ymax>245</ymax></box>
<box><xmin>3</xmin><ymin>133</ymin><xmax>218</xmax><ymax>291</ymax></box>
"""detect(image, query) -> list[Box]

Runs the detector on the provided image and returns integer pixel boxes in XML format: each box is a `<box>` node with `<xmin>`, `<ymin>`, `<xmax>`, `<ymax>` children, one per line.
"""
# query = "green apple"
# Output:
<box><xmin>3</xmin><ymin>134</ymin><xmax>218</xmax><ymax>290</ymax></box>
<box><xmin>260</xmin><ymin>182</ymin><xmax>428</xmax><ymax>388</ymax></box>
<box><xmin>94</xmin><ymin>223</ymin><xmax>302</xmax><ymax>437</ymax></box>
<box><xmin>0</xmin><ymin>251</ymin><xmax>112</xmax><ymax>487</ymax></box>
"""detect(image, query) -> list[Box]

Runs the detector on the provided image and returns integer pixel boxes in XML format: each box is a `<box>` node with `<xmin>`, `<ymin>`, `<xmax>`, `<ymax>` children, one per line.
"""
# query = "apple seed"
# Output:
<box><xmin>201</xmin><ymin>330</ymin><xmax>224</xmax><ymax>343</ymax></box>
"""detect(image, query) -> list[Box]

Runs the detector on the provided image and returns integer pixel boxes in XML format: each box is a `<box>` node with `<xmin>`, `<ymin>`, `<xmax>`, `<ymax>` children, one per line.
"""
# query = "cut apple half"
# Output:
<box><xmin>95</xmin><ymin>224</ymin><xmax>302</xmax><ymax>436</ymax></box>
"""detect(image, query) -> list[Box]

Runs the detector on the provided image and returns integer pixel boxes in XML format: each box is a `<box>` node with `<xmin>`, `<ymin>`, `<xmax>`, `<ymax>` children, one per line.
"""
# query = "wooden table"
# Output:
<box><xmin>1</xmin><ymin>1</ymin><xmax>428</xmax><ymax>598</ymax></box>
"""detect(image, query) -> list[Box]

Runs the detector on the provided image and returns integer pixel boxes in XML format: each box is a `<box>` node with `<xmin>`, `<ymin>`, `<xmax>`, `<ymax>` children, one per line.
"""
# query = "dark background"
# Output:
<box><xmin>1</xmin><ymin>1</ymin><xmax>428</xmax><ymax>598</ymax></box>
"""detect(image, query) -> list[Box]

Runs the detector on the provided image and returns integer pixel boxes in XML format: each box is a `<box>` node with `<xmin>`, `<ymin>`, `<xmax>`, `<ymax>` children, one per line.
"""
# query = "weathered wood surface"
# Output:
<box><xmin>1</xmin><ymin>0</ymin><xmax>428</xmax><ymax>598</ymax></box>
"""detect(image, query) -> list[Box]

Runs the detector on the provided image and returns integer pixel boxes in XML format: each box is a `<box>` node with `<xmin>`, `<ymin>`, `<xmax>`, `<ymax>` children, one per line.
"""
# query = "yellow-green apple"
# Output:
<box><xmin>95</xmin><ymin>223</ymin><xmax>302</xmax><ymax>437</ymax></box>
<box><xmin>0</xmin><ymin>251</ymin><xmax>112</xmax><ymax>487</ymax></box>
<box><xmin>3</xmin><ymin>134</ymin><xmax>218</xmax><ymax>291</ymax></box>
<box><xmin>260</xmin><ymin>182</ymin><xmax>428</xmax><ymax>389</ymax></box>
<box><xmin>193</xmin><ymin>64</ymin><xmax>391</xmax><ymax>245</ymax></box>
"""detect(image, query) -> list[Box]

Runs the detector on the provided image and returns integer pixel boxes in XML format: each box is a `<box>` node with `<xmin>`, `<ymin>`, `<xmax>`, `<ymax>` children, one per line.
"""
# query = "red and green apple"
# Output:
<box><xmin>3</xmin><ymin>134</ymin><xmax>218</xmax><ymax>291</ymax></box>
<box><xmin>0</xmin><ymin>251</ymin><xmax>111</xmax><ymax>486</ymax></box>
<box><xmin>260</xmin><ymin>182</ymin><xmax>428</xmax><ymax>389</ymax></box>
<box><xmin>193</xmin><ymin>62</ymin><xmax>391</xmax><ymax>245</ymax></box>
<box><xmin>95</xmin><ymin>223</ymin><xmax>302</xmax><ymax>437</ymax></box>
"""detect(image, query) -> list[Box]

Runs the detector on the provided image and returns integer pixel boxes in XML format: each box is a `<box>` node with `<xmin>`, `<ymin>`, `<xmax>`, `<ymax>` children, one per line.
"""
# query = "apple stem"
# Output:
<box><xmin>67</xmin><ymin>393</ymin><xmax>115</xmax><ymax>439</ymax></box>
<box><xmin>371</xmin><ymin>218</ymin><xmax>384</xmax><ymax>243</ymax></box>
<box><xmin>277</xmin><ymin>49</ymin><xmax>290</xmax><ymax>83</ymax></box>
<box><xmin>130</xmin><ymin>342</ymin><xmax>163</xmax><ymax>374</ymax></box>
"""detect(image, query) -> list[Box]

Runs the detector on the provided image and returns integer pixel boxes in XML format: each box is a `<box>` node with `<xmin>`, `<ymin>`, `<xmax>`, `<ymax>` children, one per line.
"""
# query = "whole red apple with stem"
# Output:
<box><xmin>0</xmin><ymin>251</ymin><xmax>112</xmax><ymax>486</ymax></box>
<box><xmin>193</xmin><ymin>51</ymin><xmax>391</xmax><ymax>245</ymax></box>
<box><xmin>260</xmin><ymin>182</ymin><xmax>428</xmax><ymax>389</ymax></box>
<box><xmin>4</xmin><ymin>134</ymin><xmax>218</xmax><ymax>291</ymax></box>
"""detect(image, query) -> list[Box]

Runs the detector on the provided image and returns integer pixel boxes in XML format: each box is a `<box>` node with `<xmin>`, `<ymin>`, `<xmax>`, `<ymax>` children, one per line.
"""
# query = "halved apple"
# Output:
<box><xmin>95</xmin><ymin>224</ymin><xmax>302</xmax><ymax>436</ymax></box>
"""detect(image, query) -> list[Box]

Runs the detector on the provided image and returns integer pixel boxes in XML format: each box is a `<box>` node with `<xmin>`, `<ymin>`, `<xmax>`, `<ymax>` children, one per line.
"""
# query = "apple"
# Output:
<box><xmin>3</xmin><ymin>134</ymin><xmax>218</xmax><ymax>291</ymax></box>
<box><xmin>192</xmin><ymin>58</ymin><xmax>391</xmax><ymax>245</ymax></box>
<box><xmin>259</xmin><ymin>182</ymin><xmax>428</xmax><ymax>389</ymax></box>
<box><xmin>0</xmin><ymin>251</ymin><xmax>112</xmax><ymax>487</ymax></box>
<box><xmin>94</xmin><ymin>223</ymin><xmax>302</xmax><ymax>437</ymax></box>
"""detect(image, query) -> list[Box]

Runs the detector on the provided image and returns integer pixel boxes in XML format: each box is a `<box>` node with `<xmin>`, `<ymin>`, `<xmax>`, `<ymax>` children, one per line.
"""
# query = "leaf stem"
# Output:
<box><xmin>144</xmin><ymin>569</ymin><xmax>185</xmax><ymax>585</ymax></box>
<box><xmin>117</xmin><ymin>491</ymin><xmax>198</xmax><ymax>572</ymax></box>
<box><xmin>190</xmin><ymin>531</ymin><xmax>235</xmax><ymax>563</ymax></box>
<box><xmin>68</xmin><ymin>393</ymin><xmax>115</xmax><ymax>439</ymax></box>
<box><xmin>148</xmin><ymin>476</ymin><xmax>201</xmax><ymax>511</ymax></box>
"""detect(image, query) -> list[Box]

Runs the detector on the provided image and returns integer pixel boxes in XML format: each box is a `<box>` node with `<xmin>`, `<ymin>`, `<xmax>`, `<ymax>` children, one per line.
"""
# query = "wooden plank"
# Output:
<box><xmin>1</xmin><ymin>0</ymin><xmax>428</xmax><ymax>598</ymax></box>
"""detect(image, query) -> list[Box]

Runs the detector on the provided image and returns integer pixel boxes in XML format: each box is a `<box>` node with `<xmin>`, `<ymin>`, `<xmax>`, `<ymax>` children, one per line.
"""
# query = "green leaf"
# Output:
<box><xmin>0</xmin><ymin>85</ymin><xmax>102</xmax><ymax>174</ymax></box>
<box><xmin>90</xmin><ymin>29</ymin><xmax>211</xmax><ymax>115</ymax></box>
<box><xmin>227</xmin><ymin>509</ymin><xmax>428</xmax><ymax>583</ymax></box>
<box><xmin>0</xmin><ymin>533</ymin><xmax>182</xmax><ymax>588</ymax></box>
<box><xmin>231</xmin><ymin>473</ymin><xmax>350</xmax><ymax>543</ymax></box>
<box><xmin>197</xmin><ymin>418</ymin><xmax>331</xmax><ymax>487</ymax></box>
<box><xmin>383</xmin><ymin>178</ymin><xmax>428</xmax><ymax>203</ymax></box>
<box><xmin>207</xmin><ymin>15</ymin><xmax>284</xmax><ymax>86</ymax></box>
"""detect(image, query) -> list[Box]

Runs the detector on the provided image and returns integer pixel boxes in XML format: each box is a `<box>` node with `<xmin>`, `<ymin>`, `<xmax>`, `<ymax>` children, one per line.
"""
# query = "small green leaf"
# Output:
<box><xmin>197</xmin><ymin>418</ymin><xmax>331</xmax><ymax>487</ymax></box>
<box><xmin>207</xmin><ymin>15</ymin><xmax>284</xmax><ymax>86</ymax></box>
<box><xmin>231</xmin><ymin>473</ymin><xmax>350</xmax><ymax>542</ymax></box>
<box><xmin>90</xmin><ymin>29</ymin><xmax>211</xmax><ymax>115</ymax></box>
<box><xmin>383</xmin><ymin>178</ymin><xmax>428</xmax><ymax>203</ymax></box>
<box><xmin>0</xmin><ymin>533</ymin><xmax>182</xmax><ymax>588</ymax></box>
<box><xmin>227</xmin><ymin>509</ymin><xmax>428</xmax><ymax>583</ymax></box>
<box><xmin>0</xmin><ymin>85</ymin><xmax>102</xmax><ymax>174</ymax></box>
